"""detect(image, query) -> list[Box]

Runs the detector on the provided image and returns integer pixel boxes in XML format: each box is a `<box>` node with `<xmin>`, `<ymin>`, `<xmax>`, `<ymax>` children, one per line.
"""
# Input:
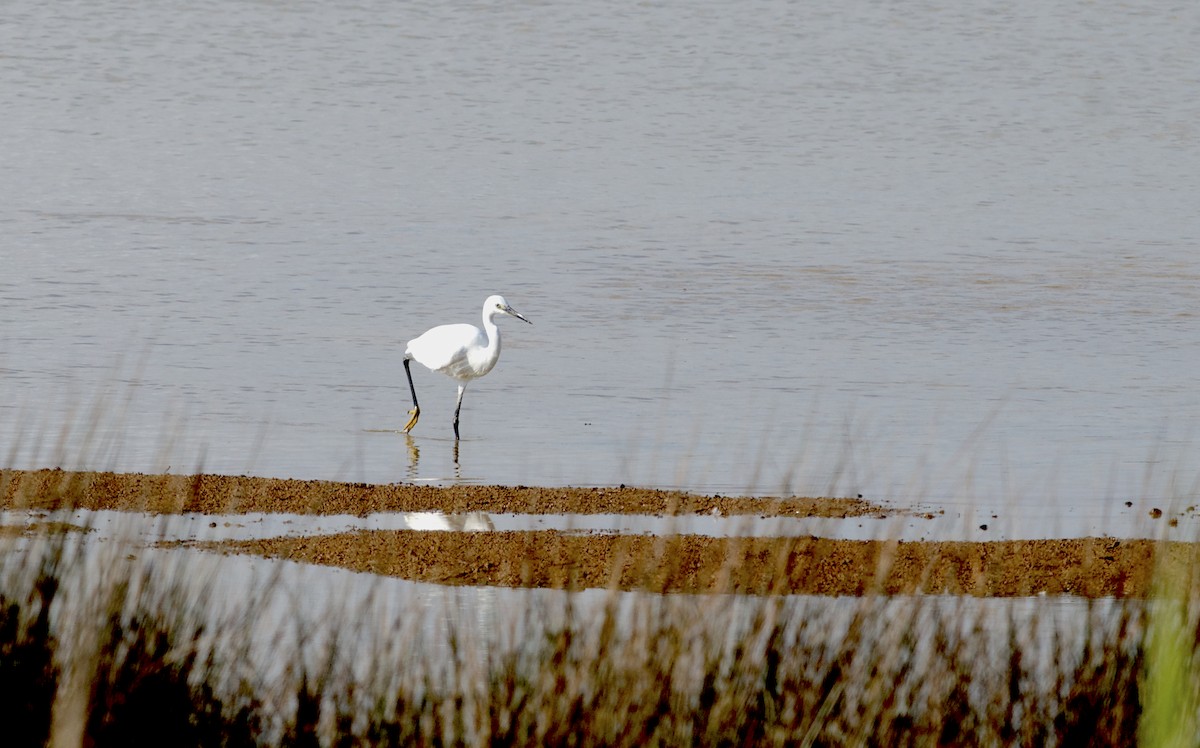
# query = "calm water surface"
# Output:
<box><xmin>3</xmin><ymin>1</ymin><xmax>1199</xmax><ymax>510</ymax></box>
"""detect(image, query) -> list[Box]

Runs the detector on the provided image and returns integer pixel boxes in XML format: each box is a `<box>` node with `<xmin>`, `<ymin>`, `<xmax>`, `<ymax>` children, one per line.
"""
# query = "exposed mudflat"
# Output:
<box><xmin>0</xmin><ymin>468</ymin><xmax>882</xmax><ymax>518</ymax></box>
<box><xmin>189</xmin><ymin>531</ymin><xmax>1190</xmax><ymax>598</ymax></box>
<box><xmin>3</xmin><ymin>468</ymin><xmax>1194</xmax><ymax>598</ymax></box>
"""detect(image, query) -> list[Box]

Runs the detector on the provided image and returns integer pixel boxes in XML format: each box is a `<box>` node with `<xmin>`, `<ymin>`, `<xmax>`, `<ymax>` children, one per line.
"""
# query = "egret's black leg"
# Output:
<box><xmin>453</xmin><ymin>384</ymin><xmax>466</xmax><ymax>440</ymax></box>
<box><xmin>402</xmin><ymin>358</ymin><xmax>421</xmax><ymax>432</ymax></box>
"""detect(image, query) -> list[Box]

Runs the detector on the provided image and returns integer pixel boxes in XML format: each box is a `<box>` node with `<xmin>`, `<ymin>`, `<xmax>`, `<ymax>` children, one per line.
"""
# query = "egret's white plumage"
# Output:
<box><xmin>402</xmin><ymin>294</ymin><xmax>531</xmax><ymax>438</ymax></box>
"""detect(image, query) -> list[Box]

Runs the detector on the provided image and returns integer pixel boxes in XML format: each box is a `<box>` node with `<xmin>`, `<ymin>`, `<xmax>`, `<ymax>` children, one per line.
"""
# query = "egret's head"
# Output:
<box><xmin>486</xmin><ymin>294</ymin><xmax>532</xmax><ymax>324</ymax></box>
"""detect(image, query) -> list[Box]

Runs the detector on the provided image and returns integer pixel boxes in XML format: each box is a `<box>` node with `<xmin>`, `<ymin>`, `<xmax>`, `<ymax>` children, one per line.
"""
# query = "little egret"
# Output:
<box><xmin>402</xmin><ymin>294</ymin><xmax>531</xmax><ymax>439</ymax></box>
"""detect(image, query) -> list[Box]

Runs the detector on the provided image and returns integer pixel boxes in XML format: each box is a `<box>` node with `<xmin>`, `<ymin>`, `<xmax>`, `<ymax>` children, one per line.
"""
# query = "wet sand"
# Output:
<box><xmin>3</xmin><ymin>468</ymin><xmax>1194</xmax><ymax>598</ymax></box>
<box><xmin>0</xmin><ymin>468</ymin><xmax>882</xmax><ymax>518</ymax></box>
<box><xmin>189</xmin><ymin>531</ymin><xmax>1189</xmax><ymax>598</ymax></box>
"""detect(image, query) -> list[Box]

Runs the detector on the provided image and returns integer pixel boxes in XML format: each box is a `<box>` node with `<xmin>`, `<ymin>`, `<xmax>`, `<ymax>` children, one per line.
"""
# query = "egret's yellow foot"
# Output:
<box><xmin>402</xmin><ymin>406</ymin><xmax>420</xmax><ymax>433</ymax></box>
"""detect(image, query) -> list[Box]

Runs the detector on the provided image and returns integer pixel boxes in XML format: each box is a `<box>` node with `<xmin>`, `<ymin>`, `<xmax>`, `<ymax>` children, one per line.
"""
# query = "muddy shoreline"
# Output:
<box><xmin>3</xmin><ymin>468</ymin><xmax>1193</xmax><ymax>598</ymax></box>
<box><xmin>0</xmin><ymin>468</ymin><xmax>884</xmax><ymax>517</ymax></box>
<box><xmin>189</xmin><ymin>531</ymin><xmax>1189</xmax><ymax>598</ymax></box>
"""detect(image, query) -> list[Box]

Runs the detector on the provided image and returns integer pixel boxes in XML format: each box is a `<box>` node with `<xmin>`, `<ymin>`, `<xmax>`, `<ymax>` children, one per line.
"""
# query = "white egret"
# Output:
<box><xmin>402</xmin><ymin>294</ymin><xmax>532</xmax><ymax>439</ymax></box>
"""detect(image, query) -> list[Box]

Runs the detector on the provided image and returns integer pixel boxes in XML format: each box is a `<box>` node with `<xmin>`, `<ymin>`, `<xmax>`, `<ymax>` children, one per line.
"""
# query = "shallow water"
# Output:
<box><xmin>3</xmin><ymin>0</ymin><xmax>1199</xmax><ymax>508</ymax></box>
<box><xmin>5</xmin><ymin>498</ymin><xmax>1195</xmax><ymax>546</ymax></box>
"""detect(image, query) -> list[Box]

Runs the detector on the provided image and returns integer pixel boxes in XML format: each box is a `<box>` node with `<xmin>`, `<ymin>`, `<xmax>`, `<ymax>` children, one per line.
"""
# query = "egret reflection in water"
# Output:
<box><xmin>403</xmin><ymin>432</ymin><xmax>462</xmax><ymax>482</ymax></box>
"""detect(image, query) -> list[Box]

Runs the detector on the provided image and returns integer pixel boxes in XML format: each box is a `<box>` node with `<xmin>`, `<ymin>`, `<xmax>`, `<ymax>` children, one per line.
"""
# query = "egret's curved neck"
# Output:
<box><xmin>481</xmin><ymin>311</ymin><xmax>502</xmax><ymax>353</ymax></box>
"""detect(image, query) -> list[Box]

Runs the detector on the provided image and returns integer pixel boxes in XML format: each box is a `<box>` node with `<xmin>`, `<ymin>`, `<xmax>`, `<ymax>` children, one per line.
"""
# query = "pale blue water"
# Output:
<box><xmin>3</xmin><ymin>0</ymin><xmax>1199</xmax><ymax>509</ymax></box>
